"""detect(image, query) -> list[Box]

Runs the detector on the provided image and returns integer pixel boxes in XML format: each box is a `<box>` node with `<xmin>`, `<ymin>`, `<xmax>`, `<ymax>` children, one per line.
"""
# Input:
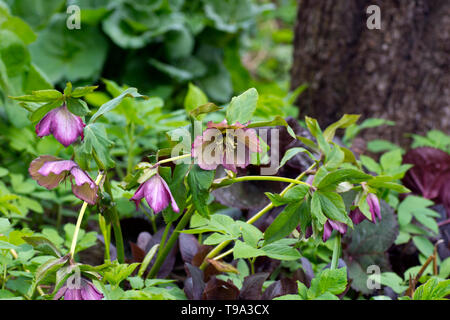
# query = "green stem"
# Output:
<box><xmin>148</xmin><ymin>206</ymin><xmax>195</xmax><ymax>279</ymax></box>
<box><xmin>69</xmin><ymin>172</ymin><xmax>104</xmax><ymax>258</ymax></box>
<box><xmin>200</xmin><ymin>162</ymin><xmax>317</xmax><ymax>270</ymax></box>
<box><xmin>156</xmin><ymin>153</ymin><xmax>191</xmax><ymax>165</ymax></box>
<box><xmin>103</xmin><ymin>175</ymin><xmax>125</xmax><ymax>263</ymax></box>
<box><xmin>231</xmin><ymin>176</ymin><xmax>311</xmax><ymax>187</ymax></box>
<box><xmin>156</xmin><ymin>221</ymin><xmax>172</xmax><ymax>260</ymax></box>
<box><xmin>126</xmin><ymin>122</ymin><xmax>135</xmax><ymax>176</ymax></box>
<box><xmin>330</xmin><ymin>234</ymin><xmax>341</xmax><ymax>270</ymax></box>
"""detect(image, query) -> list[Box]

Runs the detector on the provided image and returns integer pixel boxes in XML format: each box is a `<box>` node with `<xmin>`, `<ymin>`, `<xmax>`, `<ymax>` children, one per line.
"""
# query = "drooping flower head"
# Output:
<box><xmin>54</xmin><ymin>278</ymin><xmax>103</xmax><ymax>300</ymax></box>
<box><xmin>29</xmin><ymin>155</ymin><xmax>98</xmax><ymax>204</ymax></box>
<box><xmin>191</xmin><ymin>120</ymin><xmax>261</xmax><ymax>173</ymax></box>
<box><xmin>131</xmin><ymin>173</ymin><xmax>179</xmax><ymax>214</ymax></box>
<box><xmin>349</xmin><ymin>193</ymin><xmax>381</xmax><ymax>225</ymax></box>
<box><xmin>322</xmin><ymin>219</ymin><xmax>347</xmax><ymax>242</ymax></box>
<box><xmin>36</xmin><ymin>104</ymin><xmax>85</xmax><ymax>147</ymax></box>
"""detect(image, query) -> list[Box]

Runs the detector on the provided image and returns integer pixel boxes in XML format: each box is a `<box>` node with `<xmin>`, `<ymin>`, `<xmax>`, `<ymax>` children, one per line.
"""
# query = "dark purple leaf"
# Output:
<box><xmin>184</xmin><ymin>263</ymin><xmax>205</xmax><ymax>300</ymax></box>
<box><xmin>129</xmin><ymin>242</ymin><xmax>145</xmax><ymax>263</ymax></box>
<box><xmin>261</xmin><ymin>278</ymin><xmax>297</xmax><ymax>300</ymax></box>
<box><xmin>179</xmin><ymin>233</ymin><xmax>200</xmax><ymax>264</ymax></box>
<box><xmin>202</xmin><ymin>277</ymin><xmax>240</xmax><ymax>300</ymax></box>
<box><xmin>239</xmin><ymin>273</ymin><xmax>269</xmax><ymax>300</ymax></box>
<box><xmin>402</xmin><ymin>147</ymin><xmax>450</xmax><ymax>200</ymax></box>
<box><xmin>136</xmin><ymin>232</ymin><xmax>152</xmax><ymax>251</ymax></box>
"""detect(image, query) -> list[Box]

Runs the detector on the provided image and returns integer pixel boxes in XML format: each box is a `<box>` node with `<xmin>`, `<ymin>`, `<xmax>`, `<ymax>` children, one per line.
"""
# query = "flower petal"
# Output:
<box><xmin>367</xmin><ymin>193</ymin><xmax>381</xmax><ymax>222</ymax></box>
<box><xmin>35</xmin><ymin>109</ymin><xmax>57</xmax><ymax>138</ymax></box>
<box><xmin>38</xmin><ymin>160</ymin><xmax>78</xmax><ymax>176</ymax></box>
<box><xmin>80</xmin><ymin>279</ymin><xmax>103</xmax><ymax>300</ymax></box>
<box><xmin>70</xmin><ymin>167</ymin><xmax>98</xmax><ymax>205</ymax></box>
<box><xmin>51</xmin><ymin>106</ymin><xmax>85</xmax><ymax>147</ymax></box>
<box><xmin>130</xmin><ymin>183</ymin><xmax>146</xmax><ymax>210</ymax></box>
<box><xmin>143</xmin><ymin>175</ymin><xmax>170</xmax><ymax>214</ymax></box>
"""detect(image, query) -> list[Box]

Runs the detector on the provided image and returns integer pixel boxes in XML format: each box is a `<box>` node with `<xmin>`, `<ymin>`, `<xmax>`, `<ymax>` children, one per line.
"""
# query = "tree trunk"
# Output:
<box><xmin>291</xmin><ymin>0</ymin><xmax>450</xmax><ymax>146</ymax></box>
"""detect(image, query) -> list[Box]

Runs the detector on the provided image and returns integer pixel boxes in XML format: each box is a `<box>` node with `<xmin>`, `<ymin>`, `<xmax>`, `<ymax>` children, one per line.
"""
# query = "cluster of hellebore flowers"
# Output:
<box><xmin>131</xmin><ymin>120</ymin><xmax>261</xmax><ymax>213</ymax></box>
<box><xmin>29</xmin><ymin>105</ymin><xmax>98</xmax><ymax>204</ymax></box>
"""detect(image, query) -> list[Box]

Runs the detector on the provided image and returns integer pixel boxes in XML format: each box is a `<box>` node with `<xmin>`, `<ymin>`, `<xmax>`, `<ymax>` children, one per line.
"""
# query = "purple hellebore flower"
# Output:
<box><xmin>54</xmin><ymin>278</ymin><xmax>103</xmax><ymax>300</ymax></box>
<box><xmin>191</xmin><ymin>120</ymin><xmax>261</xmax><ymax>173</ymax></box>
<box><xmin>322</xmin><ymin>220</ymin><xmax>347</xmax><ymax>242</ymax></box>
<box><xmin>36</xmin><ymin>105</ymin><xmax>85</xmax><ymax>147</ymax></box>
<box><xmin>131</xmin><ymin>173</ymin><xmax>179</xmax><ymax>214</ymax></box>
<box><xmin>29</xmin><ymin>155</ymin><xmax>98</xmax><ymax>205</ymax></box>
<box><xmin>349</xmin><ymin>193</ymin><xmax>381</xmax><ymax>225</ymax></box>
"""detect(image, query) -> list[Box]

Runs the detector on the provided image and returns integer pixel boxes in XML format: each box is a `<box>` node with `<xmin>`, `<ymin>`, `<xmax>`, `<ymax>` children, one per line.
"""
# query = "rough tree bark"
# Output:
<box><xmin>291</xmin><ymin>0</ymin><xmax>449</xmax><ymax>146</ymax></box>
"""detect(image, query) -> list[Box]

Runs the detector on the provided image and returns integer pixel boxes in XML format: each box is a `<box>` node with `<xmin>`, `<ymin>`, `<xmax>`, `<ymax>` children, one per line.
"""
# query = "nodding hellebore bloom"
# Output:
<box><xmin>36</xmin><ymin>104</ymin><xmax>85</xmax><ymax>147</ymax></box>
<box><xmin>349</xmin><ymin>193</ymin><xmax>381</xmax><ymax>225</ymax></box>
<box><xmin>191</xmin><ymin>120</ymin><xmax>261</xmax><ymax>173</ymax></box>
<box><xmin>131</xmin><ymin>173</ymin><xmax>179</xmax><ymax>214</ymax></box>
<box><xmin>321</xmin><ymin>193</ymin><xmax>381</xmax><ymax>242</ymax></box>
<box><xmin>54</xmin><ymin>278</ymin><xmax>103</xmax><ymax>300</ymax></box>
<box><xmin>29</xmin><ymin>155</ymin><xmax>98</xmax><ymax>205</ymax></box>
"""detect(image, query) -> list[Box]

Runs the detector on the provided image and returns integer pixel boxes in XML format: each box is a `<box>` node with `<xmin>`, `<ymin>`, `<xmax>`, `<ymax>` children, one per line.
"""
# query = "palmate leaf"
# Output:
<box><xmin>77</xmin><ymin>123</ymin><xmax>115</xmax><ymax>169</ymax></box>
<box><xmin>29</xmin><ymin>14</ymin><xmax>108</xmax><ymax>83</ymax></box>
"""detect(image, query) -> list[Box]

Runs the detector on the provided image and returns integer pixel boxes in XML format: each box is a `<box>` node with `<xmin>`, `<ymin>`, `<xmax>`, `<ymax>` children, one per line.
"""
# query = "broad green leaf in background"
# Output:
<box><xmin>184</xmin><ymin>82</ymin><xmax>208</xmax><ymax>113</ymax></box>
<box><xmin>29</xmin><ymin>14</ymin><xmax>108</xmax><ymax>84</ymax></box>
<box><xmin>226</xmin><ymin>88</ymin><xmax>258</xmax><ymax>124</ymax></box>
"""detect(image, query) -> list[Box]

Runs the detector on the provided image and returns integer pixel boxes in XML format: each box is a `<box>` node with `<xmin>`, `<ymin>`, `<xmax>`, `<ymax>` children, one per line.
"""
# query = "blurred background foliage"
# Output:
<box><xmin>0</xmin><ymin>0</ymin><xmax>299</xmax><ymax>226</ymax></box>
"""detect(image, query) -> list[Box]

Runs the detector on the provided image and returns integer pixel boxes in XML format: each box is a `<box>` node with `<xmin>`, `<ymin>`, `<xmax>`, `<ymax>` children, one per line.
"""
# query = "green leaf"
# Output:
<box><xmin>66</xmin><ymin>97</ymin><xmax>90</xmax><ymax>117</ymax></box>
<box><xmin>29</xmin><ymin>100</ymin><xmax>62</xmax><ymax>123</ymax></box>
<box><xmin>308</xmin><ymin>268</ymin><xmax>348</xmax><ymax>299</ymax></box>
<box><xmin>316</xmin><ymin>191</ymin><xmax>352</xmax><ymax>226</ymax></box>
<box><xmin>359</xmin><ymin>155</ymin><xmax>381</xmax><ymax>174</ymax></box>
<box><xmin>10</xmin><ymin>89</ymin><xmax>62</xmax><ymax>102</ymax></box>
<box><xmin>323</xmin><ymin>114</ymin><xmax>360</xmax><ymax>142</ymax></box>
<box><xmin>189</xmin><ymin>103</ymin><xmax>221</xmax><ymax>119</ymax></box>
<box><xmin>377</xmin><ymin>272</ymin><xmax>408</xmax><ymax>294</ymax></box>
<box><xmin>71</xmin><ymin>85</ymin><xmax>98</xmax><ymax>98</ymax></box>
<box><xmin>324</xmin><ymin>144</ymin><xmax>344</xmax><ymax>169</ymax></box>
<box><xmin>233</xmin><ymin>240</ymin><xmax>265</xmax><ymax>259</ymax></box>
<box><xmin>226</xmin><ymin>88</ymin><xmax>258</xmax><ymax>124</ymax></box>
<box><xmin>413</xmin><ymin>278</ymin><xmax>450</xmax><ymax>300</ymax></box>
<box><xmin>29</xmin><ymin>15</ymin><xmax>108</xmax><ymax>83</ymax></box>
<box><xmin>317</xmin><ymin>169</ymin><xmax>373</xmax><ymax>192</ymax></box>
<box><xmin>89</xmin><ymin>87</ymin><xmax>147</xmax><ymax>123</ymax></box>
<box><xmin>34</xmin><ymin>255</ymin><xmax>69</xmax><ymax>287</ymax></box>
<box><xmin>184</xmin><ymin>82</ymin><xmax>208</xmax><ymax>113</ymax></box>
<box><xmin>78</xmin><ymin>123</ymin><xmax>115</xmax><ymax>169</ymax></box>
<box><xmin>262</xmin><ymin>241</ymin><xmax>301</xmax><ymax>261</ymax></box>
<box><xmin>264</xmin><ymin>202</ymin><xmax>302</xmax><ymax>245</ymax></box>
<box><xmin>187</xmin><ymin>165</ymin><xmax>214</xmax><ymax>218</ymax></box>
<box><xmin>236</xmin><ymin>221</ymin><xmax>263</xmax><ymax>248</ymax></box>
<box><xmin>412</xmin><ymin>236</ymin><xmax>434</xmax><ymax>257</ymax></box>
<box><xmin>311</xmin><ymin>192</ymin><xmax>327</xmax><ymax>225</ymax></box>
<box><xmin>22</xmin><ymin>236</ymin><xmax>61</xmax><ymax>258</ymax></box>
<box><xmin>278</xmin><ymin>147</ymin><xmax>315</xmax><ymax>169</ymax></box>
<box><xmin>305</xmin><ymin>116</ymin><xmax>330</xmax><ymax>155</ymax></box>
